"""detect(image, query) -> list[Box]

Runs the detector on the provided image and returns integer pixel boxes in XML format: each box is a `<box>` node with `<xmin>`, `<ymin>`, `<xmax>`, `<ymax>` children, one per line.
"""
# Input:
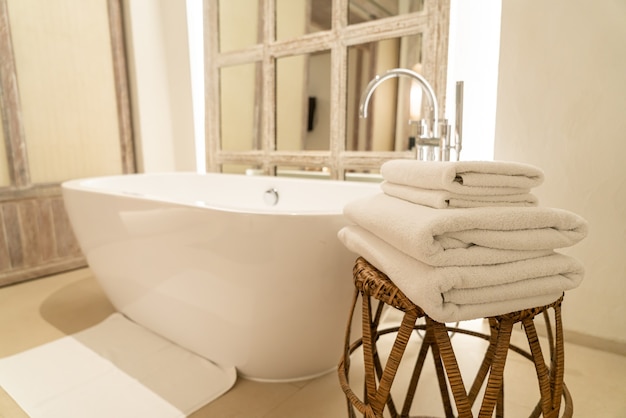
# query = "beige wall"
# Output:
<box><xmin>495</xmin><ymin>0</ymin><xmax>626</xmax><ymax>344</ymax></box>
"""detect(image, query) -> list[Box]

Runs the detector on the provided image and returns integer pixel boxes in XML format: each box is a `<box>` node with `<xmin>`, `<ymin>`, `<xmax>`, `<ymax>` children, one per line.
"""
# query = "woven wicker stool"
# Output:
<box><xmin>338</xmin><ymin>257</ymin><xmax>573</xmax><ymax>418</ymax></box>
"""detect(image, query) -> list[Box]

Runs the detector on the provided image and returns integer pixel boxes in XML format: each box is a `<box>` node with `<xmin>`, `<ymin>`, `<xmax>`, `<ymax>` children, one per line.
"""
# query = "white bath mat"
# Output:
<box><xmin>0</xmin><ymin>313</ymin><xmax>236</xmax><ymax>417</ymax></box>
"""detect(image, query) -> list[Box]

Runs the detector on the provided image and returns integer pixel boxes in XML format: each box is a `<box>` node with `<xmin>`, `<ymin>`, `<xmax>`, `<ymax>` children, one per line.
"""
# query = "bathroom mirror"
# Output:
<box><xmin>205</xmin><ymin>0</ymin><xmax>449</xmax><ymax>178</ymax></box>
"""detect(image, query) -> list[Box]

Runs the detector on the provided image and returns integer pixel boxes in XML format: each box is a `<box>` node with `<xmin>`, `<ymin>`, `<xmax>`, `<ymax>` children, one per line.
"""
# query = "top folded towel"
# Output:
<box><xmin>381</xmin><ymin>160</ymin><xmax>545</xmax><ymax>195</ymax></box>
<box><xmin>381</xmin><ymin>181</ymin><xmax>539</xmax><ymax>209</ymax></box>
<box><xmin>344</xmin><ymin>193</ymin><xmax>588</xmax><ymax>267</ymax></box>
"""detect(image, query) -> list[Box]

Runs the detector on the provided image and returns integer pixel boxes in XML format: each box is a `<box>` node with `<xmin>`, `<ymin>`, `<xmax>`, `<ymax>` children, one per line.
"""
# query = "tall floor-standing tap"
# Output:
<box><xmin>358</xmin><ymin>68</ymin><xmax>462</xmax><ymax>161</ymax></box>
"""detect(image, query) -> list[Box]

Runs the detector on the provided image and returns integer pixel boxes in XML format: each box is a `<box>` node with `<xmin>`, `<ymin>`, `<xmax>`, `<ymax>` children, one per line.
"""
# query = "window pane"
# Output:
<box><xmin>220</xmin><ymin>63</ymin><xmax>261</xmax><ymax>151</ymax></box>
<box><xmin>276</xmin><ymin>165</ymin><xmax>331</xmax><ymax>179</ymax></box>
<box><xmin>309</xmin><ymin>0</ymin><xmax>333</xmax><ymax>32</ymax></box>
<box><xmin>345</xmin><ymin>168</ymin><xmax>382</xmax><ymax>182</ymax></box>
<box><xmin>221</xmin><ymin>164</ymin><xmax>257</xmax><ymax>174</ymax></box>
<box><xmin>276</xmin><ymin>0</ymin><xmax>332</xmax><ymax>41</ymax></box>
<box><xmin>346</xmin><ymin>33</ymin><xmax>423</xmax><ymax>151</ymax></box>
<box><xmin>219</xmin><ymin>0</ymin><xmax>259</xmax><ymax>52</ymax></box>
<box><xmin>276</xmin><ymin>51</ymin><xmax>331</xmax><ymax>151</ymax></box>
<box><xmin>348</xmin><ymin>0</ymin><xmax>424</xmax><ymax>25</ymax></box>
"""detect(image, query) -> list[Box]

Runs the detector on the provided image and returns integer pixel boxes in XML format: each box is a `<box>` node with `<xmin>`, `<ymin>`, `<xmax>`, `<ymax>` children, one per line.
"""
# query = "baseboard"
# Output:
<box><xmin>0</xmin><ymin>257</ymin><xmax>87</xmax><ymax>287</ymax></box>
<box><xmin>516</xmin><ymin>319</ymin><xmax>626</xmax><ymax>358</ymax></box>
<box><xmin>561</xmin><ymin>329</ymin><xmax>626</xmax><ymax>357</ymax></box>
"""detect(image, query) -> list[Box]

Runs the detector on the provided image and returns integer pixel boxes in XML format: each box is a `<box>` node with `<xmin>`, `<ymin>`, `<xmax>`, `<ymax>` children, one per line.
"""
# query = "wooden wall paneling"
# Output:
<box><xmin>0</xmin><ymin>207</ymin><xmax>9</xmax><ymax>272</ymax></box>
<box><xmin>0</xmin><ymin>197</ymin><xmax>86</xmax><ymax>287</ymax></box>
<box><xmin>2</xmin><ymin>202</ymin><xmax>22</xmax><ymax>270</ymax></box>
<box><xmin>17</xmin><ymin>199</ymin><xmax>38</xmax><ymax>267</ymax></box>
<box><xmin>50</xmin><ymin>197</ymin><xmax>81</xmax><ymax>258</ymax></box>
<box><xmin>36</xmin><ymin>198</ymin><xmax>56</xmax><ymax>262</ymax></box>
<box><xmin>0</xmin><ymin>0</ymin><xmax>131</xmax><ymax>286</ymax></box>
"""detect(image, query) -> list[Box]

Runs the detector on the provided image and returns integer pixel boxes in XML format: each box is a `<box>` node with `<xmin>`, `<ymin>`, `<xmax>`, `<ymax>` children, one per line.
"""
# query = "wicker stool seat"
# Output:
<box><xmin>338</xmin><ymin>257</ymin><xmax>573</xmax><ymax>418</ymax></box>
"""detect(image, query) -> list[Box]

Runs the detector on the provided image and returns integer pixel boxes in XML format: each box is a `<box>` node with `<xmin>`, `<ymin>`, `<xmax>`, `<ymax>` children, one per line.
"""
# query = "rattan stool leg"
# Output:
<box><xmin>477</xmin><ymin>318</ymin><xmax>514</xmax><ymax>417</ymax></box>
<box><xmin>338</xmin><ymin>257</ymin><xmax>573</xmax><ymax>418</ymax></box>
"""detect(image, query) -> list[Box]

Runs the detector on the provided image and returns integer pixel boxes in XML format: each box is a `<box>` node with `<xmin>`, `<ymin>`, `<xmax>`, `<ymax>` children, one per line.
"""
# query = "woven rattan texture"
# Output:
<box><xmin>338</xmin><ymin>257</ymin><xmax>572</xmax><ymax>418</ymax></box>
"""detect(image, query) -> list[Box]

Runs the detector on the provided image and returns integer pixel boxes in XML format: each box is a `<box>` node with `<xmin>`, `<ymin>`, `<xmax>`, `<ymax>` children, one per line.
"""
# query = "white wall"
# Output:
<box><xmin>446</xmin><ymin>0</ymin><xmax>501</xmax><ymax>161</ymax></box>
<box><xmin>494</xmin><ymin>0</ymin><xmax>626</xmax><ymax>344</ymax></box>
<box><xmin>123</xmin><ymin>0</ymin><xmax>196</xmax><ymax>172</ymax></box>
<box><xmin>186</xmin><ymin>0</ymin><xmax>205</xmax><ymax>172</ymax></box>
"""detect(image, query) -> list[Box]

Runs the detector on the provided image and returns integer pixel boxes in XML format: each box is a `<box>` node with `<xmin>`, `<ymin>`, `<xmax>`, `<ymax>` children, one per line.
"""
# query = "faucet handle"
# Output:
<box><xmin>453</xmin><ymin>81</ymin><xmax>464</xmax><ymax>161</ymax></box>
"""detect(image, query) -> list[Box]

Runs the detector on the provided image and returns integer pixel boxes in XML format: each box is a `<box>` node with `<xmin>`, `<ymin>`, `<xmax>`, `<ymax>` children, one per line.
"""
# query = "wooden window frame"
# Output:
<box><xmin>204</xmin><ymin>0</ymin><xmax>450</xmax><ymax>179</ymax></box>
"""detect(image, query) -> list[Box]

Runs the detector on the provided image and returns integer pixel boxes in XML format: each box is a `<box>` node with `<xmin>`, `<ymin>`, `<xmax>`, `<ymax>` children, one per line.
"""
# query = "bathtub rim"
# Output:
<box><xmin>61</xmin><ymin>171</ymin><xmax>380</xmax><ymax>216</ymax></box>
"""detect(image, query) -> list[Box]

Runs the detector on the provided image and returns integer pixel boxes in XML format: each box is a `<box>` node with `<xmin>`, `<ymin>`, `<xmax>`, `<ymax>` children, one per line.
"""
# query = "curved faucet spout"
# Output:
<box><xmin>358</xmin><ymin>68</ymin><xmax>439</xmax><ymax>138</ymax></box>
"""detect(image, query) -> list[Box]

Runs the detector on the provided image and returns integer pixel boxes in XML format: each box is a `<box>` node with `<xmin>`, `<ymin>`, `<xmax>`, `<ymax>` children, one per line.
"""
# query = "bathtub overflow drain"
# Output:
<box><xmin>263</xmin><ymin>188</ymin><xmax>279</xmax><ymax>206</ymax></box>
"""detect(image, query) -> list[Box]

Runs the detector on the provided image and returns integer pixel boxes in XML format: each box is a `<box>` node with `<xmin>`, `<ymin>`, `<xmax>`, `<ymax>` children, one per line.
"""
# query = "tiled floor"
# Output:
<box><xmin>1</xmin><ymin>268</ymin><xmax>625</xmax><ymax>417</ymax></box>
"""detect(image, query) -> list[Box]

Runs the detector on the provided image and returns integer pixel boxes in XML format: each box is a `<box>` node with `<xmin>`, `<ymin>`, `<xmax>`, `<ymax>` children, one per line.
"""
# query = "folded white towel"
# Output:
<box><xmin>381</xmin><ymin>160</ymin><xmax>544</xmax><ymax>195</ymax></box>
<box><xmin>344</xmin><ymin>193</ymin><xmax>588</xmax><ymax>267</ymax></box>
<box><xmin>381</xmin><ymin>181</ymin><xmax>539</xmax><ymax>209</ymax></box>
<box><xmin>339</xmin><ymin>225</ymin><xmax>584</xmax><ymax>322</ymax></box>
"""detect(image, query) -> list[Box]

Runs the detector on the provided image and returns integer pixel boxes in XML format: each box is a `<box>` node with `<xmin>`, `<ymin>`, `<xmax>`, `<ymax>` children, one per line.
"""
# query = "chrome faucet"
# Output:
<box><xmin>358</xmin><ymin>68</ymin><xmax>462</xmax><ymax>161</ymax></box>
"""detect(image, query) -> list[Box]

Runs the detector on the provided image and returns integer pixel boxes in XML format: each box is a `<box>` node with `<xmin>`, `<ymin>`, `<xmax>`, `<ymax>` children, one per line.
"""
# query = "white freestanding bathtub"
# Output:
<box><xmin>62</xmin><ymin>172</ymin><xmax>379</xmax><ymax>381</ymax></box>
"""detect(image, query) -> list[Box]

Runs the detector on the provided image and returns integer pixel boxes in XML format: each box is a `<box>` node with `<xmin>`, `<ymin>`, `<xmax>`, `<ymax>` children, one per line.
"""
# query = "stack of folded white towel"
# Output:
<box><xmin>338</xmin><ymin>160</ymin><xmax>589</xmax><ymax>323</ymax></box>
